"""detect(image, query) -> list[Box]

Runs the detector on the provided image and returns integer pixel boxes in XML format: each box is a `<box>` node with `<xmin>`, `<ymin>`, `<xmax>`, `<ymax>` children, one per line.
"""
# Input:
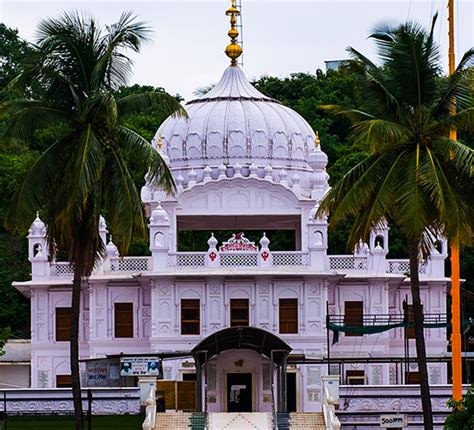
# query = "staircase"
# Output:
<box><xmin>153</xmin><ymin>411</ymin><xmax>326</xmax><ymax>430</ymax></box>
<box><xmin>208</xmin><ymin>412</ymin><xmax>272</xmax><ymax>429</ymax></box>
<box><xmin>154</xmin><ymin>412</ymin><xmax>206</xmax><ymax>430</ymax></box>
<box><xmin>276</xmin><ymin>412</ymin><xmax>326</xmax><ymax>430</ymax></box>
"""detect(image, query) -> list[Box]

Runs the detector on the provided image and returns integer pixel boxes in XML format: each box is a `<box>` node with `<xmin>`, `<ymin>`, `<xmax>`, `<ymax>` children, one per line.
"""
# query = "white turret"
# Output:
<box><xmin>308</xmin><ymin>132</ymin><xmax>330</xmax><ymax>201</ymax></box>
<box><xmin>306</xmin><ymin>203</ymin><xmax>328</xmax><ymax>270</ymax></box>
<box><xmin>369</xmin><ymin>220</ymin><xmax>389</xmax><ymax>272</ymax></box>
<box><xmin>28</xmin><ymin>213</ymin><xmax>49</xmax><ymax>279</ymax></box>
<box><xmin>149</xmin><ymin>203</ymin><xmax>171</xmax><ymax>270</ymax></box>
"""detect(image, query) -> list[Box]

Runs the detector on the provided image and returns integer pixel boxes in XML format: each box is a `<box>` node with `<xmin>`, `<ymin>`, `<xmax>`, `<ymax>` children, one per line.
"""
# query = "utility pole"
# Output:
<box><xmin>448</xmin><ymin>0</ymin><xmax>463</xmax><ymax>403</ymax></box>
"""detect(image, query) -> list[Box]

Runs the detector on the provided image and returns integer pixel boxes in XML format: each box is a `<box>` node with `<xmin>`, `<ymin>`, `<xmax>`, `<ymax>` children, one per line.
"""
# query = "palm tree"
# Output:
<box><xmin>318</xmin><ymin>14</ymin><xmax>473</xmax><ymax>430</ymax></box>
<box><xmin>1</xmin><ymin>12</ymin><xmax>183</xmax><ymax>430</ymax></box>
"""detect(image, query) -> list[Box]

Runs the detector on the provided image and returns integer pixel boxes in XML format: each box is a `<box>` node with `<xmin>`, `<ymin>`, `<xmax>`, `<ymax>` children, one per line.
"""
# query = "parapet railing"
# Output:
<box><xmin>44</xmin><ymin>253</ymin><xmax>439</xmax><ymax>279</ymax></box>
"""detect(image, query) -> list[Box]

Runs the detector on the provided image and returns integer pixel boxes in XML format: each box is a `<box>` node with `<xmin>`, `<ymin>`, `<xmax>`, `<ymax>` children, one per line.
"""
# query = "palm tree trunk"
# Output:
<box><xmin>408</xmin><ymin>240</ymin><xmax>433</xmax><ymax>430</ymax></box>
<box><xmin>71</xmin><ymin>268</ymin><xmax>84</xmax><ymax>430</ymax></box>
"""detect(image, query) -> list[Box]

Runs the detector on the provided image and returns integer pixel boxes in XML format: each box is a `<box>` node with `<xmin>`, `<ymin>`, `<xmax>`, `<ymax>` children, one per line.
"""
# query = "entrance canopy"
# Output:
<box><xmin>192</xmin><ymin>326</ymin><xmax>292</xmax><ymax>365</ymax></box>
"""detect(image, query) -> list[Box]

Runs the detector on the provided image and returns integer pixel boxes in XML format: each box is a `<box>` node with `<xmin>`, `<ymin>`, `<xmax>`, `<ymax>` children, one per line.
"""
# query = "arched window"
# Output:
<box><xmin>374</xmin><ymin>235</ymin><xmax>384</xmax><ymax>249</ymax></box>
<box><xmin>33</xmin><ymin>243</ymin><xmax>43</xmax><ymax>257</ymax></box>
<box><xmin>313</xmin><ymin>230</ymin><xmax>323</xmax><ymax>246</ymax></box>
<box><xmin>154</xmin><ymin>232</ymin><xmax>165</xmax><ymax>247</ymax></box>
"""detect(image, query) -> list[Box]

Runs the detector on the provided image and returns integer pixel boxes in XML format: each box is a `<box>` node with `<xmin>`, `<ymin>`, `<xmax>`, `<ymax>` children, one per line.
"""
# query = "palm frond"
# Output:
<box><xmin>117</xmin><ymin>126</ymin><xmax>175</xmax><ymax>193</ymax></box>
<box><xmin>1</xmin><ymin>102</ymin><xmax>70</xmax><ymax>141</ymax></box>
<box><xmin>346</xmin><ymin>48</ymin><xmax>403</xmax><ymax>121</ymax></box>
<box><xmin>93</xmin><ymin>11</ymin><xmax>150</xmax><ymax>89</ymax></box>
<box><xmin>117</xmin><ymin>91</ymin><xmax>187</xmax><ymax>119</ymax></box>
<box><xmin>102</xmin><ymin>145</ymin><xmax>147</xmax><ymax>255</ymax></box>
<box><xmin>318</xmin><ymin>105</ymin><xmax>373</xmax><ymax>123</ymax></box>
<box><xmin>58</xmin><ymin>126</ymin><xmax>104</xmax><ymax>216</ymax></box>
<box><xmin>5</xmin><ymin>139</ymin><xmax>64</xmax><ymax>232</ymax></box>
<box><xmin>349</xmin><ymin>119</ymin><xmax>410</xmax><ymax>152</ymax></box>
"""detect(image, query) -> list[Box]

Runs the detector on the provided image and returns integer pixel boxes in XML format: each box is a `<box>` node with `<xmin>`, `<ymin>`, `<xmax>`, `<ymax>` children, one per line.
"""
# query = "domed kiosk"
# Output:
<box><xmin>15</xmin><ymin>0</ymin><xmax>450</xmax><ymax>424</ymax></box>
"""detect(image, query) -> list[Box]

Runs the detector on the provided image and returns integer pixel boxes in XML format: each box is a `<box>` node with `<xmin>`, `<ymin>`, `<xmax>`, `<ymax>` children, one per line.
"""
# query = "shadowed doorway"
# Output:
<box><xmin>227</xmin><ymin>373</ymin><xmax>252</xmax><ymax>412</ymax></box>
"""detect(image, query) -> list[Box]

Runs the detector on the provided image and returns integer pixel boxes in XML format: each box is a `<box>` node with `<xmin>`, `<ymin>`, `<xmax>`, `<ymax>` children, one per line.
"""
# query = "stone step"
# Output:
<box><xmin>276</xmin><ymin>412</ymin><xmax>326</xmax><ymax>430</ymax></box>
<box><xmin>154</xmin><ymin>412</ymin><xmax>206</xmax><ymax>430</ymax></box>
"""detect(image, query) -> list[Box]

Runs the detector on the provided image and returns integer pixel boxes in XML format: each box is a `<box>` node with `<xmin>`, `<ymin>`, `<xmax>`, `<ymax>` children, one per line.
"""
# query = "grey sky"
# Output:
<box><xmin>1</xmin><ymin>0</ymin><xmax>473</xmax><ymax>101</ymax></box>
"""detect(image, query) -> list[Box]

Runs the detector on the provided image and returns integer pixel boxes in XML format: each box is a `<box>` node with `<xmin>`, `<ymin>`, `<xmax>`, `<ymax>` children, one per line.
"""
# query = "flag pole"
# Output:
<box><xmin>448</xmin><ymin>0</ymin><xmax>463</xmax><ymax>403</ymax></box>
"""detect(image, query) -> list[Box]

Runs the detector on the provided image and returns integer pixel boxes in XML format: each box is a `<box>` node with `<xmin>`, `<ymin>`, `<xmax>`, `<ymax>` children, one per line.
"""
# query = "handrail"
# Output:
<box><xmin>323</xmin><ymin>383</ymin><xmax>341</xmax><ymax>430</ymax></box>
<box><xmin>142</xmin><ymin>387</ymin><xmax>156</xmax><ymax>430</ymax></box>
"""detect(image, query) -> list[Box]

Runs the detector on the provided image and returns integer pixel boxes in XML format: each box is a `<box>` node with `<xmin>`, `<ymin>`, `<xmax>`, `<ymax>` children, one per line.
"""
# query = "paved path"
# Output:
<box><xmin>208</xmin><ymin>412</ymin><xmax>272</xmax><ymax>429</ymax></box>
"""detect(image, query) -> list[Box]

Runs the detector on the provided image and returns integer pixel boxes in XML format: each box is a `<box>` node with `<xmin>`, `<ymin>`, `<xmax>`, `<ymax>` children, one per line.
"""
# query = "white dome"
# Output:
<box><xmin>154</xmin><ymin>66</ymin><xmax>316</xmax><ymax>170</ymax></box>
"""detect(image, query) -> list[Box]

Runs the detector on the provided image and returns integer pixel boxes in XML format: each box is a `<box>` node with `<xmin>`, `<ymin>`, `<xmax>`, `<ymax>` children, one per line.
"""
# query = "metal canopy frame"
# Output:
<box><xmin>191</xmin><ymin>326</ymin><xmax>292</xmax><ymax>413</ymax></box>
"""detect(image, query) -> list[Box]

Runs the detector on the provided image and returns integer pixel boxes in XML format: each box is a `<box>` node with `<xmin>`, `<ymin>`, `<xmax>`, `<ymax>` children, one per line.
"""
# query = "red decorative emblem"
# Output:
<box><xmin>219</xmin><ymin>232</ymin><xmax>258</xmax><ymax>252</ymax></box>
<box><xmin>261</xmin><ymin>251</ymin><xmax>269</xmax><ymax>261</ymax></box>
<box><xmin>209</xmin><ymin>251</ymin><xmax>217</xmax><ymax>262</ymax></box>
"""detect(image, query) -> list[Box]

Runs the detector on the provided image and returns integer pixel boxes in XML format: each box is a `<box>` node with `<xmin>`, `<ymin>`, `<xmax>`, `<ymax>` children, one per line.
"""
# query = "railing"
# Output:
<box><xmin>387</xmin><ymin>259</ymin><xmax>428</xmax><ymax>275</ymax></box>
<box><xmin>387</xmin><ymin>259</ymin><xmax>410</xmax><ymax>274</ymax></box>
<box><xmin>272</xmin><ymin>251</ymin><xmax>310</xmax><ymax>267</ymax></box>
<box><xmin>141</xmin><ymin>387</ymin><xmax>156</xmax><ymax>430</ymax></box>
<box><xmin>167</xmin><ymin>252</ymin><xmax>206</xmax><ymax>267</ymax></box>
<box><xmin>220</xmin><ymin>252</ymin><xmax>258</xmax><ymax>267</ymax></box>
<box><xmin>322</xmin><ymin>379</ymin><xmax>341</xmax><ymax>430</ymax></box>
<box><xmin>50</xmin><ymin>262</ymin><xmax>75</xmax><ymax>277</ymax></box>
<box><xmin>328</xmin><ymin>313</ymin><xmax>447</xmax><ymax>326</ymax></box>
<box><xmin>329</xmin><ymin>256</ymin><xmax>368</xmax><ymax>271</ymax></box>
<box><xmin>110</xmin><ymin>257</ymin><xmax>151</xmax><ymax>272</ymax></box>
<box><xmin>42</xmin><ymin>253</ymin><xmax>438</xmax><ymax>279</ymax></box>
<box><xmin>0</xmin><ymin>387</ymin><xmax>140</xmax><ymax>415</ymax></box>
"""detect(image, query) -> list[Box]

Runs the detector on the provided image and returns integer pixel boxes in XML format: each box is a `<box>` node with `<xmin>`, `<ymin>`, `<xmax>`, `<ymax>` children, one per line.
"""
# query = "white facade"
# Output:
<box><xmin>14</xmin><ymin>64</ymin><xmax>450</xmax><ymax>413</ymax></box>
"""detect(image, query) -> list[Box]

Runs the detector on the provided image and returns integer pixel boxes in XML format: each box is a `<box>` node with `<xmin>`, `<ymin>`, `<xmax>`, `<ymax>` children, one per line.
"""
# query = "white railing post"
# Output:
<box><xmin>322</xmin><ymin>375</ymin><xmax>341</xmax><ymax>430</ymax></box>
<box><xmin>206</xmin><ymin>233</ymin><xmax>220</xmax><ymax>267</ymax></box>
<box><xmin>142</xmin><ymin>387</ymin><xmax>156</xmax><ymax>430</ymax></box>
<box><xmin>258</xmin><ymin>233</ymin><xmax>272</xmax><ymax>267</ymax></box>
<box><xmin>105</xmin><ymin>239</ymin><xmax>119</xmax><ymax>272</ymax></box>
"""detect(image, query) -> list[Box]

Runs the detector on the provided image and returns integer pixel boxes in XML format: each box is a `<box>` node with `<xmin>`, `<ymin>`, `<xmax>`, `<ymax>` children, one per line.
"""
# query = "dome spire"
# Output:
<box><xmin>225</xmin><ymin>0</ymin><xmax>242</xmax><ymax>66</ymax></box>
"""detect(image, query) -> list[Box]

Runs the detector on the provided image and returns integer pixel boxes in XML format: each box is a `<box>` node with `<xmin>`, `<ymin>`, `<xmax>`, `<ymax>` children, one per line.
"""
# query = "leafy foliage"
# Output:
<box><xmin>1</xmin><ymin>12</ymin><xmax>183</xmax><ymax>428</ymax></box>
<box><xmin>444</xmin><ymin>385</ymin><xmax>474</xmax><ymax>429</ymax></box>
<box><xmin>316</xmin><ymin>15</ymin><xmax>473</xmax><ymax>428</ymax></box>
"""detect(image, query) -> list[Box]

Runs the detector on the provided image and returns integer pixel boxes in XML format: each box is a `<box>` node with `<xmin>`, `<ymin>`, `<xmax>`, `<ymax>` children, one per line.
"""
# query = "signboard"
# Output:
<box><xmin>120</xmin><ymin>357</ymin><xmax>163</xmax><ymax>377</ymax></box>
<box><xmin>86</xmin><ymin>362</ymin><xmax>108</xmax><ymax>386</ymax></box>
<box><xmin>380</xmin><ymin>415</ymin><xmax>407</xmax><ymax>428</ymax></box>
<box><xmin>85</xmin><ymin>359</ymin><xmax>121</xmax><ymax>387</ymax></box>
<box><xmin>219</xmin><ymin>233</ymin><xmax>258</xmax><ymax>252</ymax></box>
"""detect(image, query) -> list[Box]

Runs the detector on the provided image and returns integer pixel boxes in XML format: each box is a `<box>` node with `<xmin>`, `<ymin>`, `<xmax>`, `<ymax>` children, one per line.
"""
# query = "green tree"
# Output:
<box><xmin>1</xmin><ymin>12</ymin><xmax>182</xmax><ymax>429</ymax></box>
<box><xmin>444</xmin><ymin>385</ymin><xmax>474</xmax><ymax>429</ymax></box>
<box><xmin>317</xmin><ymin>15</ymin><xmax>474</xmax><ymax>429</ymax></box>
<box><xmin>0</xmin><ymin>23</ymin><xmax>31</xmax><ymax>90</ymax></box>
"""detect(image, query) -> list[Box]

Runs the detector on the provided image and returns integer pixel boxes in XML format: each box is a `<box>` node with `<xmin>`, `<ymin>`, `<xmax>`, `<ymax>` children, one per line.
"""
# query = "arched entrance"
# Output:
<box><xmin>192</xmin><ymin>326</ymin><xmax>292</xmax><ymax>413</ymax></box>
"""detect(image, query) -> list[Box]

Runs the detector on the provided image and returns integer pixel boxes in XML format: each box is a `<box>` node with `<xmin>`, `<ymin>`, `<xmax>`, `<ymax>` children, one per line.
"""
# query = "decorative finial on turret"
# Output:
<box><xmin>315</xmin><ymin>130</ymin><xmax>320</xmax><ymax>147</ymax></box>
<box><xmin>225</xmin><ymin>0</ymin><xmax>242</xmax><ymax>66</ymax></box>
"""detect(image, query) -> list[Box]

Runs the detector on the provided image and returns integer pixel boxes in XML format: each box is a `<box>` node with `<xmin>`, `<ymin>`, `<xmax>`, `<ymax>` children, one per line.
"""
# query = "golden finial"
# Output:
<box><xmin>157</xmin><ymin>134</ymin><xmax>163</xmax><ymax>150</ymax></box>
<box><xmin>225</xmin><ymin>0</ymin><xmax>242</xmax><ymax>66</ymax></box>
<box><xmin>315</xmin><ymin>131</ymin><xmax>320</xmax><ymax>147</ymax></box>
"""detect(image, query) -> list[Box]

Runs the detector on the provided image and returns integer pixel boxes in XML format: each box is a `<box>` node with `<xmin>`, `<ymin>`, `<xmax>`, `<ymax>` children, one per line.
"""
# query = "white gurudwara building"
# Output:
<box><xmin>13</xmin><ymin>1</ymin><xmax>450</xmax><ymax>419</ymax></box>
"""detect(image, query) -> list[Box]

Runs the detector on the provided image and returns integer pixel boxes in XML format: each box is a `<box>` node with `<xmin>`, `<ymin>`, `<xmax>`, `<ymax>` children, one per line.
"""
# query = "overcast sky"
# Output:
<box><xmin>1</xmin><ymin>0</ymin><xmax>473</xmax><ymax>100</ymax></box>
